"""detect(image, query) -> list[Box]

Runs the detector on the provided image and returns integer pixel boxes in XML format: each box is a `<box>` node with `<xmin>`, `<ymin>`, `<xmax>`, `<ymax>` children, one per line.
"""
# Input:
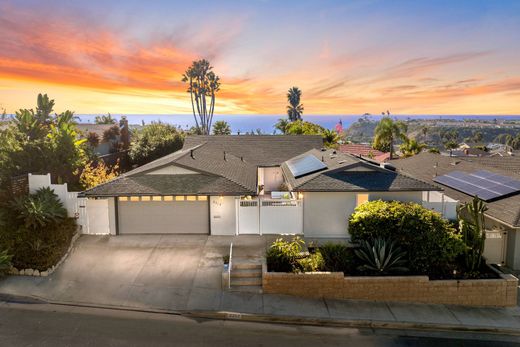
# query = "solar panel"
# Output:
<box><xmin>433</xmin><ymin>170</ymin><xmax>520</xmax><ymax>201</ymax></box>
<box><xmin>286</xmin><ymin>154</ymin><xmax>327</xmax><ymax>178</ymax></box>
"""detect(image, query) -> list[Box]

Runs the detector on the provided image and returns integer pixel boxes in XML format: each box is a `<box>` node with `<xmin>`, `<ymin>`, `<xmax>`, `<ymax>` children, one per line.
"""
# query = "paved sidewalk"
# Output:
<box><xmin>1</xmin><ymin>235</ymin><xmax>520</xmax><ymax>334</ymax></box>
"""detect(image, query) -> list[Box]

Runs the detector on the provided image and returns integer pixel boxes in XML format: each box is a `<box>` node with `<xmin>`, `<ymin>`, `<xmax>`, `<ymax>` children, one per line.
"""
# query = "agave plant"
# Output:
<box><xmin>10</xmin><ymin>187</ymin><xmax>67</xmax><ymax>230</ymax></box>
<box><xmin>354</xmin><ymin>238</ymin><xmax>409</xmax><ymax>275</ymax></box>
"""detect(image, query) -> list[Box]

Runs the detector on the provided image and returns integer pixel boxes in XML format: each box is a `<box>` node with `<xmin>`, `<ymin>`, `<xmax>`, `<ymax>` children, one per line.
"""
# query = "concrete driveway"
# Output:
<box><xmin>0</xmin><ymin>234</ymin><xmax>271</xmax><ymax>311</ymax></box>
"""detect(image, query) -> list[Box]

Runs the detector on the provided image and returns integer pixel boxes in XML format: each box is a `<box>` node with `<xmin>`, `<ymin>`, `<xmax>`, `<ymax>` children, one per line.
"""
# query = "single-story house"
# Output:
<box><xmin>80</xmin><ymin>135</ymin><xmax>448</xmax><ymax>238</ymax></box>
<box><xmin>391</xmin><ymin>152</ymin><xmax>520</xmax><ymax>269</ymax></box>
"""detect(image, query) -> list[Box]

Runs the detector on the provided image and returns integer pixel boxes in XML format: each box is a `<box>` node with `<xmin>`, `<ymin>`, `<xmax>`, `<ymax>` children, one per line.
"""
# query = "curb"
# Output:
<box><xmin>1</xmin><ymin>293</ymin><xmax>520</xmax><ymax>336</ymax></box>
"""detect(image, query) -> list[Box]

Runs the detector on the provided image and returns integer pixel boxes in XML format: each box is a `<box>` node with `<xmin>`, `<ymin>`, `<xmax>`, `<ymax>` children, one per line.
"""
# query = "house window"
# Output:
<box><xmin>118</xmin><ymin>197</ymin><xmax>128</xmax><ymax>202</ymax></box>
<box><xmin>152</xmin><ymin>196</ymin><xmax>162</xmax><ymax>201</ymax></box>
<box><xmin>141</xmin><ymin>196</ymin><xmax>151</xmax><ymax>201</ymax></box>
<box><xmin>163</xmin><ymin>196</ymin><xmax>173</xmax><ymax>201</ymax></box>
<box><xmin>356</xmin><ymin>193</ymin><xmax>369</xmax><ymax>206</ymax></box>
<box><xmin>186</xmin><ymin>195</ymin><xmax>197</xmax><ymax>201</ymax></box>
<box><xmin>175</xmin><ymin>196</ymin><xmax>185</xmax><ymax>201</ymax></box>
<box><xmin>130</xmin><ymin>196</ymin><xmax>140</xmax><ymax>202</ymax></box>
<box><xmin>197</xmin><ymin>196</ymin><xmax>208</xmax><ymax>201</ymax></box>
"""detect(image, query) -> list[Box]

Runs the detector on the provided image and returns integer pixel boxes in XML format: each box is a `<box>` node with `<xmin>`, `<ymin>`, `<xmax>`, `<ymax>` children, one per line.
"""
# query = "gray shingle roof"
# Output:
<box><xmin>183</xmin><ymin>135</ymin><xmax>324</xmax><ymax>166</ymax></box>
<box><xmin>283</xmin><ymin>149</ymin><xmax>440</xmax><ymax>192</ymax></box>
<box><xmin>391</xmin><ymin>152</ymin><xmax>520</xmax><ymax>227</ymax></box>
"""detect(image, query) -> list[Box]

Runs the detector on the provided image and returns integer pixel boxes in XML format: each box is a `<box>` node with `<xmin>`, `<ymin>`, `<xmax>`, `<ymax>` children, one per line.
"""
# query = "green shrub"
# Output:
<box><xmin>0</xmin><ymin>249</ymin><xmax>12</xmax><ymax>274</ymax></box>
<box><xmin>296</xmin><ymin>251</ymin><xmax>325</xmax><ymax>272</ymax></box>
<box><xmin>354</xmin><ymin>238</ymin><xmax>408</xmax><ymax>275</ymax></box>
<box><xmin>266</xmin><ymin>237</ymin><xmax>304</xmax><ymax>272</ymax></box>
<box><xmin>319</xmin><ymin>243</ymin><xmax>355</xmax><ymax>274</ymax></box>
<box><xmin>349</xmin><ymin>200</ymin><xmax>464</xmax><ymax>275</ymax></box>
<box><xmin>10</xmin><ymin>187</ymin><xmax>67</xmax><ymax>229</ymax></box>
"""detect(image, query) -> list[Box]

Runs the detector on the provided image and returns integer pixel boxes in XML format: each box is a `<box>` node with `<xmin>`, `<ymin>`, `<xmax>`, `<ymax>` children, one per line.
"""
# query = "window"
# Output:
<box><xmin>356</xmin><ymin>193</ymin><xmax>369</xmax><ymax>206</ymax></box>
<box><xmin>163</xmin><ymin>196</ymin><xmax>173</xmax><ymax>201</ymax></box>
<box><xmin>141</xmin><ymin>196</ymin><xmax>151</xmax><ymax>201</ymax></box>
<box><xmin>186</xmin><ymin>196</ymin><xmax>197</xmax><ymax>201</ymax></box>
<box><xmin>130</xmin><ymin>196</ymin><xmax>140</xmax><ymax>202</ymax></box>
<box><xmin>118</xmin><ymin>197</ymin><xmax>128</xmax><ymax>202</ymax></box>
<box><xmin>152</xmin><ymin>196</ymin><xmax>162</xmax><ymax>201</ymax></box>
<box><xmin>197</xmin><ymin>196</ymin><xmax>208</xmax><ymax>201</ymax></box>
<box><xmin>175</xmin><ymin>196</ymin><xmax>184</xmax><ymax>201</ymax></box>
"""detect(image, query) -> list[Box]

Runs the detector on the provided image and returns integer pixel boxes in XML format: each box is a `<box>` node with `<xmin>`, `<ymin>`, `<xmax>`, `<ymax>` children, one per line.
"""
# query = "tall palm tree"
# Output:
<box><xmin>286</xmin><ymin>87</ymin><xmax>303</xmax><ymax>121</ymax></box>
<box><xmin>373</xmin><ymin>117</ymin><xmax>407</xmax><ymax>159</ymax></box>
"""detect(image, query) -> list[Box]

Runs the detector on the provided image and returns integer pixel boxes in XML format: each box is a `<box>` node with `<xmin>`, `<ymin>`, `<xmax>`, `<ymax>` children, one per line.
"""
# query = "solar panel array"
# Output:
<box><xmin>286</xmin><ymin>154</ymin><xmax>327</xmax><ymax>178</ymax></box>
<box><xmin>433</xmin><ymin>170</ymin><xmax>520</xmax><ymax>201</ymax></box>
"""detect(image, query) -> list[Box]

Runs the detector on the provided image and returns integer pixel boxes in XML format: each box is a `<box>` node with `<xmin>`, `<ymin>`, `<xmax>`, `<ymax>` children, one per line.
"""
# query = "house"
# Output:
<box><xmin>80</xmin><ymin>135</ymin><xmax>444</xmax><ymax>239</ymax></box>
<box><xmin>338</xmin><ymin>144</ymin><xmax>390</xmax><ymax>163</ymax></box>
<box><xmin>391</xmin><ymin>152</ymin><xmax>520</xmax><ymax>269</ymax></box>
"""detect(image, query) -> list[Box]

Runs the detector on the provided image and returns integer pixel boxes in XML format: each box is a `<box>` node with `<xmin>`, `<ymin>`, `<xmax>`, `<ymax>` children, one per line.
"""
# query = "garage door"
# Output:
<box><xmin>118</xmin><ymin>199</ymin><xmax>209</xmax><ymax>234</ymax></box>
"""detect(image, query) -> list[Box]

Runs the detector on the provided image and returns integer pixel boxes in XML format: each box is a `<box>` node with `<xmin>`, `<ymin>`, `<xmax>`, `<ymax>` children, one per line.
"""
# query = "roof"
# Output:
<box><xmin>183</xmin><ymin>135</ymin><xmax>324</xmax><ymax>166</ymax></box>
<box><xmin>338</xmin><ymin>144</ymin><xmax>390</xmax><ymax>163</ymax></box>
<box><xmin>282</xmin><ymin>149</ymin><xmax>440</xmax><ymax>193</ymax></box>
<box><xmin>390</xmin><ymin>152</ymin><xmax>520</xmax><ymax>228</ymax></box>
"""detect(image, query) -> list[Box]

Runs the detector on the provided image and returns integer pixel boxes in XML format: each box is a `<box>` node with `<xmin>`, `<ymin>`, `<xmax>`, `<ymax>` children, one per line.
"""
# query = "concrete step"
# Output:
<box><xmin>230</xmin><ymin>277</ymin><xmax>262</xmax><ymax>286</ymax></box>
<box><xmin>231</xmin><ymin>268</ymin><xmax>262</xmax><ymax>278</ymax></box>
<box><xmin>230</xmin><ymin>285</ymin><xmax>263</xmax><ymax>294</ymax></box>
<box><xmin>232</xmin><ymin>263</ymin><xmax>262</xmax><ymax>270</ymax></box>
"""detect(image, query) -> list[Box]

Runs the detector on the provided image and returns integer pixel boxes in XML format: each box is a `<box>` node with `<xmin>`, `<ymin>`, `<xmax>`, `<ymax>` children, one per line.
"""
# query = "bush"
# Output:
<box><xmin>129</xmin><ymin>123</ymin><xmax>184</xmax><ymax>166</ymax></box>
<box><xmin>297</xmin><ymin>251</ymin><xmax>325</xmax><ymax>272</ymax></box>
<box><xmin>10</xmin><ymin>187</ymin><xmax>67</xmax><ymax>229</ymax></box>
<box><xmin>266</xmin><ymin>237</ymin><xmax>304</xmax><ymax>272</ymax></box>
<box><xmin>319</xmin><ymin>243</ymin><xmax>355</xmax><ymax>274</ymax></box>
<box><xmin>0</xmin><ymin>249</ymin><xmax>12</xmax><ymax>274</ymax></box>
<box><xmin>349</xmin><ymin>200</ymin><xmax>464</xmax><ymax>275</ymax></box>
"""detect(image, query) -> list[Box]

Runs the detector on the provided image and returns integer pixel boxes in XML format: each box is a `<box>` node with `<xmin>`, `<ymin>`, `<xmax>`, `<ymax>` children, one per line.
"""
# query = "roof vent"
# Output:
<box><xmin>321</xmin><ymin>148</ymin><xmax>327</xmax><ymax>152</ymax></box>
<box><xmin>224</xmin><ymin>151</ymin><xmax>227</xmax><ymax>161</ymax></box>
<box><xmin>190</xmin><ymin>149</ymin><xmax>194</xmax><ymax>159</ymax></box>
<box><xmin>241</xmin><ymin>156</ymin><xmax>244</xmax><ymax>162</ymax></box>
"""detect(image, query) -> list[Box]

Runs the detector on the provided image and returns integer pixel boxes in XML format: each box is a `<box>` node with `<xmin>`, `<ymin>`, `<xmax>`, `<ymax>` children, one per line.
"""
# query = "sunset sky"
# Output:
<box><xmin>1</xmin><ymin>0</ymin><xmax>519</xmax><ymax>115</ymax></box>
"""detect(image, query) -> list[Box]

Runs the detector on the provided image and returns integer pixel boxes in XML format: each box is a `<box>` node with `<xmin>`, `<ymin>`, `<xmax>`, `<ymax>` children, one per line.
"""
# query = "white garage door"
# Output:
<box><xmin>118</xmin><ymin>199</ymin><xmax>209</xmax><ymax>234</ymax></box>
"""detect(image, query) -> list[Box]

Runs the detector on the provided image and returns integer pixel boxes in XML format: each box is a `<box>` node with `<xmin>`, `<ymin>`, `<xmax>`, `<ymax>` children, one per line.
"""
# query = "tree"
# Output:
<box><xmin>472</xmin><ymin>131</ymin><xmax>483</xmax><ymax>143</ymax></box>
<box><xmin>372</xmin><ymin>117</ymin><xmax>407</xmax><ymax>159</ymax></box>
<box><xmin>285</xmin><ymin>120</ymin><xmax>339</xmax><ymax>148</ymax></box>
<box><xmin>286</xmin><ymin>87</ymin><xmax>303</xmax><ymax>121</ymax></box>
<box><xmin>212</xmin><ymin>120</ymin><xmax>231</xmax><ymax>135</ymax></box>
<box><xmin>182</xmin><ymin>59</ymin><xmax>221</xmax><ymax>135</ymax></box>
<box><xmin>86</xmin><ymin>132</ymin><xmax>100</xmax><ymax>148</ymax></box>
<box><xmin>129</xmin><ymin>123</ymin><xmax>185</xmax><ymax>166</ymax></box>
<box><xmin>79</xmin><ymin>161</ymin><xmax>119</xmax><ymax>189</ymax></box>
<box><xmin>322</xmin><ymin>129</ymin><xmax>340</xmax><ymax>148</ymax></box>
<box><xmin>400</xmin><ymin>138</ymin><xmax>427</xmax><ymax>157</ymax></box>
<box><xmin>457</xmin><ymin>197</ymin><xmax>488</xmax><ymax>276</ymax></box>
<box><xmin>102</xmin><ymin>125</ymin><xmax>120</xmax><ymax>143</ymax></box>
<box><xmin>95</xmin><ymin>113</ymin><xmax>116</xmax><ymax>124</ymax></box>
<box><xmin>274</xmin><ymin>118</ymin><xmax>290</xmax><ymax>134</ymax></box>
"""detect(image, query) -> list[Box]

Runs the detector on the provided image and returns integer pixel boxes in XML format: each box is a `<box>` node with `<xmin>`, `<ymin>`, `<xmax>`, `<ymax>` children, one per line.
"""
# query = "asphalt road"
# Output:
<box><xmin>0</xmin><ymin>302</ymin><xmax>519</xmax><ymax>347</ymax></box>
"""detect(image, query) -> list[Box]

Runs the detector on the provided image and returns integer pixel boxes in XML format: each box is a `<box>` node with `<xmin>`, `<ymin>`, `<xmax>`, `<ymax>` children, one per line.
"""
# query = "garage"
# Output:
<box><xmin>117</xmin><ymin>196</ymin><xmax>209</xmax><ymax>234</ymax></box>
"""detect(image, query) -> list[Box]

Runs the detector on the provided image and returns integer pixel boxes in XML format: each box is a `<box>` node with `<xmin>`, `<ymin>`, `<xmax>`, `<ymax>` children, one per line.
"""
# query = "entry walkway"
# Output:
<box><xmin>0</xmin><ymin>235</ymin><xmax>519</xmax><ymax>334</ymax></box>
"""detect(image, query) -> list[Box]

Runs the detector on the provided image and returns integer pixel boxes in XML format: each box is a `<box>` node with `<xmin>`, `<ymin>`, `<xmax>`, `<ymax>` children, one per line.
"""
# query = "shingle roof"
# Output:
<box><xmin>339</xmin><ymin>144</ymin><xmax>390</xmax><ymax>162</ymax></box>
<box><xmin>283</xmin><ymin>149</ymin><xmax>440</xmax><ymax>192</ymax></box>
<box><xmin>183</xmin><ymin>135</ymin><xmax>324</xmax><ymax>166</ymax></box>
<box><xmin>391</xmin><ymin>152</ymin><xmax>520</xmax><ymax>227</ymax></box>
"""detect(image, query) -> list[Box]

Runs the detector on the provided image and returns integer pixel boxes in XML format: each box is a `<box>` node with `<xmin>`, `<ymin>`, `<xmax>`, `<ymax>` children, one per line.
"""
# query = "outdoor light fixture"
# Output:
<box><xmin>298</xmin><ymin>192</ymin><xmax>304</xmax><ymax>199</ymax></box>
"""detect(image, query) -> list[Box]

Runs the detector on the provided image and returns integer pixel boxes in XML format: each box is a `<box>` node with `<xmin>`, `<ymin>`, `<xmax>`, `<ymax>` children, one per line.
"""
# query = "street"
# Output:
<box><xmin>0</xmin><ymin>302</ymin><xmax>518</xmax><ymax>346</ymax></box>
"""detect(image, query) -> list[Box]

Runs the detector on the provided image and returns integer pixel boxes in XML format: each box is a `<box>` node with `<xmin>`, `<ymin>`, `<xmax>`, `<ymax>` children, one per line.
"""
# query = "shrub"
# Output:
<box><xmin>10</xmin><ymin>187</ymin><xmax>67</xmax><ymax>229</ymax></box>
<box><xmin>129</xmin><ymin>123</ymin><xmax>184</xmax><ymax>166</ymax></box>
<box><xmin>0</xmin><ymin>249</ymin><xmax>12</xmax><ymax>274</ymax></box>
<box><xmin>296</xmin><ymin>251</ymin><xmax>325</xmax><ymax>272</ymax></box>
<box><xmin>319</xmin><ymin>243</ymin><xmax>355</xmax><ymax>274</ymax></box>
<box><xmin>349</xmin><ymin>200</ymin><xmax>464</xmax><ymax>275</ymax></box>
<box><xmin>266</xmin><ymin>237</ymin><xmax>304</xmax><ymax>272</ymax></box>
<box><xmin>354</xmin><ymin>238</ymin><xmax>408</xmax><ymax>275</ymax></box>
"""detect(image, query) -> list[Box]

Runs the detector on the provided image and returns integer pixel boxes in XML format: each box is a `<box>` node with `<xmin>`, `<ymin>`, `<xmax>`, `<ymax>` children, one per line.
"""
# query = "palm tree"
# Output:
<box><xmin>400</xmin><ymin>138</ymin><xmax>427</xmax><ymax>157</ymax></box>
<box><xmin>322</xmin><ymin>129</ymin><xmax>340</xmax><ymax>148</ymax></box>
<box><xmin>212</xmin><ymin>120</ymin><xmax>231</xmax><ymax>135</ymax></box>
<box><xmin>372</xmin><ymin>117</ymin><xmax>407</xmax><ymax>159</ymax></box>
<box><xmin>286</xmin><ymin>87</ymin><xmax>303</xmax><ymax>121</ymax></box>
<box><xmin>274</xmin><ymin>118</ymin><xmax>290</xmax><ymax>134</ymax></box>
<box><xmin>95</xmin><ymin>113</ymin><xmax>116</xmax><ymax>125</ymax></box>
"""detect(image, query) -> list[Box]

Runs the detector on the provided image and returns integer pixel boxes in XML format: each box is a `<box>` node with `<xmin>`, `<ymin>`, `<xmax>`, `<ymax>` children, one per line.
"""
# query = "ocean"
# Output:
<box><xmin>74</xmin><ymin>114</ymin><xmax>520</xmax><ymax>134</ymax></box>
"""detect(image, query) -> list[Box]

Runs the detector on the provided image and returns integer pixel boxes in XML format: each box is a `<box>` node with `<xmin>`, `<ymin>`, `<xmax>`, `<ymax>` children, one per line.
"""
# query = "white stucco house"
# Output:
<box><xmin>80</xmin><ymin>135</ymin><xmax>450</xmax><ymax>238</ymax></box>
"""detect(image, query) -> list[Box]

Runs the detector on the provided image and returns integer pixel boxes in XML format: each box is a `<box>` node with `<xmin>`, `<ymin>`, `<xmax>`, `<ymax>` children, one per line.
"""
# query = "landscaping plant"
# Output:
<box><xmin>266</xmin><ymin>237</ymin><xmax>304</xmax><ymax>272</ymax></box>
<box><xmin>457</xmin><ymin>196</ymin><xmax>488</xmax><ymax>276</ymax></box>
<box><xmin>0</xmin><ymin>249</ymin><xmax>12</xmax><ymax>275</ymax></box>
<box><xmin>349</xmin><ymin>200</ymin><xmax>465</xmax><ymax>275</ymax></box>
<box><xmin>296</xmin><ymin>250</ymin><xmax>324</xmax><ymax>272</ymax></box>
<box><xmin>354</xmin><ymin>238</ymin><xmax>408</xmax><ymax>275</ymax></box>
<box><xmin>319</xmin><ymin>243</ymin><xmax>355</xmax><ymax>274</ymax></box>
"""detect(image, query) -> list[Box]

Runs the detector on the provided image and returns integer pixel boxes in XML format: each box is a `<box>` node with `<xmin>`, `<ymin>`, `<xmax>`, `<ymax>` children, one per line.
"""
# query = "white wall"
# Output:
<box><xmin>303</xmin><ymin>192</ymin><xmax>356</xmax><ymax>238</ymax></box>
<box><xmin>28</xmin><ymin>173</ymin><xmax>81</xmax><ymax>219</ymax></box>
<box><xmin>262</xmin><ymin>167</ymin><xmax>284</xmax><ymax>192</ymax></box>
<box><xmin>210</xmin><ymin>196</ymin><xmax>237</xmax><ymax>235</ymax></box>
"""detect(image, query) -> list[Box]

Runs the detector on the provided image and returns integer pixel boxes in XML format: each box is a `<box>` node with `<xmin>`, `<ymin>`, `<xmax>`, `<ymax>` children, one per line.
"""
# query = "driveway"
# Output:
<box><xmin>0</xmin><ymin>234</ymin><xmax>271</xmax><ymax>311</ymax></box>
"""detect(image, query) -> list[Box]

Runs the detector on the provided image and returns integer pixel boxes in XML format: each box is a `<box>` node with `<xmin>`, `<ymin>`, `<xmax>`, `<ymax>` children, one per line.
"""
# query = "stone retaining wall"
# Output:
<box><xmin>263</xmin><ymin>271</ymin><xmax>518</xmax><ymax>307</ymax></box>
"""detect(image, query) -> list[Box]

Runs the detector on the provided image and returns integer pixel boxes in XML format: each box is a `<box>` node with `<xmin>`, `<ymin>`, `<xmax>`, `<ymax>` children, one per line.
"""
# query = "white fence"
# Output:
<box><xmin>28</xmin><ymin>173</ymin><xmax>87</xmax><ymax>231</ymax></box>
<box><xmin>236</xmin><ymin>198</ymin><xmax>303</xmax><ymax>235</ymax></box>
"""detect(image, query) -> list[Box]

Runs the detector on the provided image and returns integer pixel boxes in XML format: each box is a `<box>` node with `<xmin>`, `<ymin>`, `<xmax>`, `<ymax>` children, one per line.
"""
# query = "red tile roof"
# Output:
<box><xmin>339</xmin><ymin>144</ymin><xmax>390</xmax><ymax>162</ymax></box>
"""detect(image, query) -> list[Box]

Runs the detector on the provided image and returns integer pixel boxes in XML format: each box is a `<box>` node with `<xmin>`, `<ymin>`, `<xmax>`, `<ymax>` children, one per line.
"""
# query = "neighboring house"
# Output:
<box><xmin>78</xmin><ymin>117</ymin><xmax>130</xmax><ymax>156</ymax></box>
<box><xmin>391</xmin><ymin>152</ymin><xmax>520</xmax><ymax>269</ymax></box>
<box><xmin>442</xmin><ymin>148</ymin><xmax>490</xmax><ymax>157</ymax></box>
<box><xmin>338</xmin><ymin>143</ymin><xmax>390</xmax><ymax>163</ymax></box>
<box><xmin>80</xmin><ymin>135</ymin><xmax>444</xmax><ymax>239</ymax></box>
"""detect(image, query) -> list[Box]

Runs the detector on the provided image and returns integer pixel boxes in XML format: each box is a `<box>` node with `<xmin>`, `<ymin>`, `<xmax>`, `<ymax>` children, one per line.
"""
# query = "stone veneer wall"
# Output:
<box><xmin>263</xmin><ymin>271</ymin><xmax>518</xmax><ymax>307</ymax></box>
